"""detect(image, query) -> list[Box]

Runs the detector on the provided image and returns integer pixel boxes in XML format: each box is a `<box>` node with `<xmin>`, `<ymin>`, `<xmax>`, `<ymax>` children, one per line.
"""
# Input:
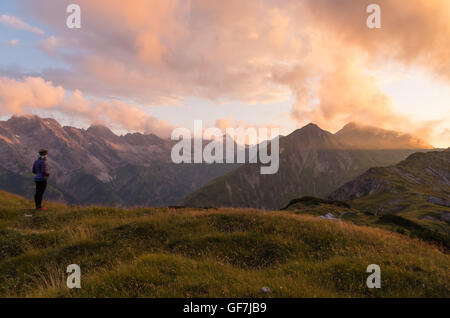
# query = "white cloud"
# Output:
<box><xmin>0</xmin><ymin>14</ymin><xmax>45</xmax><ymax>35</ymax></box>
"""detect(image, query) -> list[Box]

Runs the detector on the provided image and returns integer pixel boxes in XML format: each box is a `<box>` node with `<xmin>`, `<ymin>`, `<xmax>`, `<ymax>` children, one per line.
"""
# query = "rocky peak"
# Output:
<box><xmin>3</xmin><ymin>115</ymin><xmax>67</xmax><ymax>141</ymax></box>
<box><xmin>286</xmin><ymin>123</ymin><xmax>340</xmax><ymax>149</ymax></box>
<box><xmin>87</xmin><ymin>124</ymin><xmax>119</xmax><ymax>142</ymax></box>
<box><xmin>299</xmin><ymin>123</ymin><xmax>325</xmax><ymax>134</ymax></box>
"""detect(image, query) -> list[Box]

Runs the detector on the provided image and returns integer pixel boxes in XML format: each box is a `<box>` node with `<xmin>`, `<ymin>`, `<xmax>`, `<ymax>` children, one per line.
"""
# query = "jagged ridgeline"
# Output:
<box><xmin>184</xmin><ymin>123</ymin><xmax>433</xmax><ymax>209</ymax></box>
<box><xmin>0</xmin><ymin>115</ymin><xmax>240</xmax><ymax>206</ymax></box>
<box><xmin>0</xmin><ymin>116</ymin><xmax>433</xmax><ymax>208</ymax></box>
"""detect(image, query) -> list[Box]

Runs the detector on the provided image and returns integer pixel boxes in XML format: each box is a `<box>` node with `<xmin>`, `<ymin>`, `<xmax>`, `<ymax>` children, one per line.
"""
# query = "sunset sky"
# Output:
<box><xmin>0</xmin><ymin>0</ymin><xmax>449</xmax><ymax>147</ymax></box>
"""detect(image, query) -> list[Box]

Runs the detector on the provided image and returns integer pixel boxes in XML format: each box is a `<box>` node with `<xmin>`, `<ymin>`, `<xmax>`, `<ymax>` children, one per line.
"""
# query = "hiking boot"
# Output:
<box><xmin>36</xmin><ymin>207</ymin><xmax>47</xmax><ymax>211</ymax></box>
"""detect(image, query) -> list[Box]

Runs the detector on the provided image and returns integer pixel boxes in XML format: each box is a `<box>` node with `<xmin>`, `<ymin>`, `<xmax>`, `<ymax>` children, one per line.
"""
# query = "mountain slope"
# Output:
<box><xmin>184</xmin><ymin>123</ymin><xmax>430</xmax><ymax>209</ymax></box>
<box><xmin>276</xmin><ymin>149</ymin><xmax>450</xmax><ymax>250</ymax></box>
<box><xmin>329</xmin><ymin>148</ymin><xmax>450</xmax><ymax>218</ymax></box>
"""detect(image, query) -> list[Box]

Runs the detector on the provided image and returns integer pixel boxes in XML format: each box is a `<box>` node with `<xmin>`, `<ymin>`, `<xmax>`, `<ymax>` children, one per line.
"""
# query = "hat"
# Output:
<box><xmin>39</xmin><ymin>148</ymin><xmax>48</xmax><ymax>156</ymax></box>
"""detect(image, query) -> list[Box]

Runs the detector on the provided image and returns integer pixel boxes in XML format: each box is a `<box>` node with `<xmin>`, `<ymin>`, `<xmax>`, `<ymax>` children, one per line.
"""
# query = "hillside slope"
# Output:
<box><xmin>329</xmin><ymin>149</ymin><xmax>450</xmax><ymax>216</ymax></box>
<box><xmin>0</xmin><ymin>190</ymin><xmax>448</xmax><ymax>298</ymax></box>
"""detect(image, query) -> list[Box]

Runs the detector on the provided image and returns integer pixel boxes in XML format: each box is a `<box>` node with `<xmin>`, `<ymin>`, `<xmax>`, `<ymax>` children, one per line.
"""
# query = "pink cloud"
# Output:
<box><xmin>0</xmin><ymin>77</ymin><xmax>65</xmax><ymax>114</ymax></box>
<box><xmin>11</xmin><ymin>0</ymin><xmax>450</xmax><ymax>146</ymax></box>
<box><xmin>0</xmin><ymin>77</ymin><xmax>173</xmax><ymax>137</ymax></box>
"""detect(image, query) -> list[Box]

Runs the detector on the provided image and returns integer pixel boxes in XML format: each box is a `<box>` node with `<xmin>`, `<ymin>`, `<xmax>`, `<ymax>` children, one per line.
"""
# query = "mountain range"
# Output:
<box><xmin>0</xmin><ymin>115</ymin><xmax>434</xmax><ymax>208</ymax></box>
<box><xmin>0</xmin><ymin>115</ymin><xmax>240</xmax><ymax>206</ymax></box>
<box><xmin>184</xmin><ymin>123</ymin><xmax>432</xmax><ymax>209</ymax></box>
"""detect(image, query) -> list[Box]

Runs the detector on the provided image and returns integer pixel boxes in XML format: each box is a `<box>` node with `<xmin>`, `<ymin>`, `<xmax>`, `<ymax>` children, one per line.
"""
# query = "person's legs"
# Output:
<box><xmin>35</xmin><ymin>181</ymin><xmax>47</xmax><ymax>209</ymax></box>
<box><xmin>34</xmin><ymin>181</ymin><xmax>40</xmax><ymax>209</ymax></box>
<box><xmin>41</xmin><ymin>180</ymin><xmax>47</xmax><ymax>208</ymax></box>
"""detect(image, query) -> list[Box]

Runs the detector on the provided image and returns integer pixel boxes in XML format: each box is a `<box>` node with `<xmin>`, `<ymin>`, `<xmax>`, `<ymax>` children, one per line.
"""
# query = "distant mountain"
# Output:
<box><xmin>0</xmin><ymin>115</ymin><xmax>240</xmax><ymax>206</ymax></box>
<box><xmin>335</xmin><ymin>122</ymin><xmax>433</xmax><ymax>149</ymax></box>
<box><xmin>329</xmin><ymin>148</ymin><xmax>450</xmax><ymax>216</ymax></box>
<box><xmin>183</xmin><ymin>123</ymin><xmax>432</xmax><ymax>209</ymax></box>
<box><xmin>1</xmin><ymin>116</ymin><xmax>437</xmax><ymax>208</ymax></box>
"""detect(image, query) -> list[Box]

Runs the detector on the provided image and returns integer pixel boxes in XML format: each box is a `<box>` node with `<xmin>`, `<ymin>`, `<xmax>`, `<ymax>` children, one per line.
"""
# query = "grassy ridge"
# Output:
<box><xmin>0</xmin><ymin>191</ymin><xmax>448</xmax><ymax>297</ymax></box>
<box><xmin>283</xmin><ymin>196</ymin><xmax>450</xmax><ymax>250</ymax></box>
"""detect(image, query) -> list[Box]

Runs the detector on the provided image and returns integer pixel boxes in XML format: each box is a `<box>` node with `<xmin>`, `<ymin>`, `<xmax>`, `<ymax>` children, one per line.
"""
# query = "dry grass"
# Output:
<box><xmin>0</xmin><ymin>191</ymin><xmax>448</xmax><ymax>298</ymax></box>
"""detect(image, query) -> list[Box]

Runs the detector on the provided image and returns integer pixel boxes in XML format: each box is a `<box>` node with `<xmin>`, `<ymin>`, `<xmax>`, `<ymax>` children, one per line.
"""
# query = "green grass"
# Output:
<box><xmin>0</xmin><ymin>190</ymin><xmax>448</xmax><ymax>298</ymax></box>
<box><xmin>284</xmin><ymin>195</ymin><xmax>450</xmax><ymax>250</ymax></box>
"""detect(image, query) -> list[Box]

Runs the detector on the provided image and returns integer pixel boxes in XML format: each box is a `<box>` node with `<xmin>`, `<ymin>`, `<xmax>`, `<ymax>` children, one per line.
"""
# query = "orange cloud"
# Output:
<box><xmin>0</xmin><ymin>77</ymin><xmax>173</xmax><ymax>137</ymax></box>
<box><xmin>13</xmin><ymin>0</ymin><xmax>450</xmax><ymax>146</ymax></box>
<box><xmin>300</xmin><ymin>0</ymin><xmax>450</xmax><ymax>81</ymax></box>
<box><xmin>63</xmin><ymin>91</ymin><xmax>174</xmax><ymax>137</ymax></box>
<box><xmin>0</xmin><ymin>77</ymin><xmax>65</xmax><ymax>114</ymax></box>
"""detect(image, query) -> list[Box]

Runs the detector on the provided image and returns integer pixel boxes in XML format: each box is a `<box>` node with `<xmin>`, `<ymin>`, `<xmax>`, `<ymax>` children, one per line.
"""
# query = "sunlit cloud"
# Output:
<box><xmin>0</xmin><ymin>77</ymin><xmax>173</xmax><ymax>137</ymax></box>
<box><xmin>5</xmin><ymin>0</ymin><xmax>450</xmax><ymax>147</ymax></box>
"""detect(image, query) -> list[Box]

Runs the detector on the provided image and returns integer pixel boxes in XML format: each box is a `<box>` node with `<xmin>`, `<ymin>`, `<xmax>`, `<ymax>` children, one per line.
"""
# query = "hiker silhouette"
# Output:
<box><xmin>32</xmin><ymin>149</ymin><xmax>50</xmax><ymax>211</ymax></box>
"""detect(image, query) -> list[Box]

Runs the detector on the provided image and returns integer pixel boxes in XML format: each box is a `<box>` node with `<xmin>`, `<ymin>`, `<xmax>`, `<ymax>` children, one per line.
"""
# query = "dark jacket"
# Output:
<box><xmin>32</xmin><ymin>157</ymin><xmax>50</xmax><ymax>181</ymax></box>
